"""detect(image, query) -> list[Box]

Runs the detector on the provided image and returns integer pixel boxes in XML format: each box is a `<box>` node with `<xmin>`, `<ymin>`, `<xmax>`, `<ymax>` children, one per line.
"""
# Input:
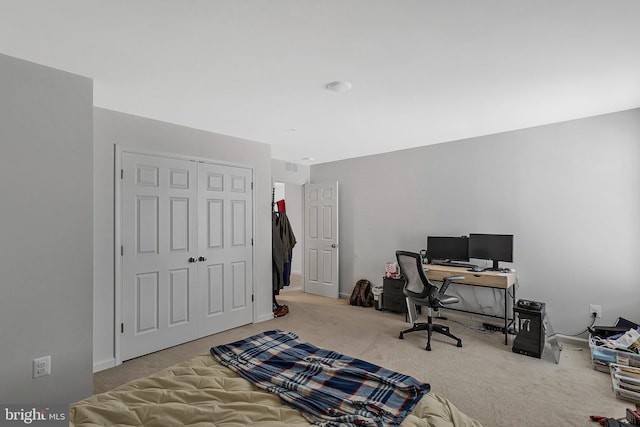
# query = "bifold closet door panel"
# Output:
<box><xmin>121</xmin><ymin>153</ymin><xmax>199</xmax><ymax>361</ymax></box>
<box><xmin>197</xmin><ymin>162</ymin><xmax>254</xmax><ymax>336</ymax></box>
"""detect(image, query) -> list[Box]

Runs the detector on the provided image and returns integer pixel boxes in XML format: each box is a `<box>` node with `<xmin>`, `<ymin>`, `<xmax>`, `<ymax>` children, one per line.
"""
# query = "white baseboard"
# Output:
<box><xmin>93</xmin><ymin>358</ymin><xmax>116</xmax><ymax>373</ymax></box>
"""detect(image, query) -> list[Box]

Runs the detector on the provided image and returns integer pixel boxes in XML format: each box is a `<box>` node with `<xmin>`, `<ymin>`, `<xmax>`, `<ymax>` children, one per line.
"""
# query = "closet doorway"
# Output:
<box><xmin>273</xmin><ymin>182</ymin><xmax>303</xmax><ymax>291</ymax></box>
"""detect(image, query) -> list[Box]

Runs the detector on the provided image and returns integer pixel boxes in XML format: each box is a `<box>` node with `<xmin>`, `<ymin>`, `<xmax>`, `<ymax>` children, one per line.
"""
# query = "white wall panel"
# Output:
<box><xmin>0</xmin><ymin>53</ymin><xmax>93</xmax><ymax>402</ymax></box>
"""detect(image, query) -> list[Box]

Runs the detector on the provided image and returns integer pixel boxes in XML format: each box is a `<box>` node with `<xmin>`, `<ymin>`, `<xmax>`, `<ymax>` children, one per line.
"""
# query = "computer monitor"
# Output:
<box><xmin>468</xmin><ymin>233</ymin><xmax>513</xmax><ymax>270</ymax></box>
<box><xmin>426</xmin><ymin>236</ymin><xmax>469</xmax><ymax>262</ymax></box>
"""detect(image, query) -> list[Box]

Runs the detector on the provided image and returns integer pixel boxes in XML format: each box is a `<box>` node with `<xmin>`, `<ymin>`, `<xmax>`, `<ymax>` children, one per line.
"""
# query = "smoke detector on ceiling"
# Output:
<box><xmin>325</xmin><ymin>81</ymin><xmax>352</xmax><ymax>92</ymax></box>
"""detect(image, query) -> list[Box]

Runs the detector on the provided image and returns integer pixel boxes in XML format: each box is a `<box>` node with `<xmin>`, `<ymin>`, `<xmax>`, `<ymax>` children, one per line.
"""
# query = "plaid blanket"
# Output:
<box><xmin>210</xmin><ymin>330</ymin><xmax>430</xmax><ymax>426</ymax></box>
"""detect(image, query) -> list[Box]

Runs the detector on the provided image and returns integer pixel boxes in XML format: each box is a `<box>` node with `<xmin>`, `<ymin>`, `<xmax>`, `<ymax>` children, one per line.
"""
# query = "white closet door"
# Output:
<box><xmin>197</xmin><ymin>162</ymin><xmax>254</xmax><ymax>335</ymax></box>
<box><xmin>121</xmin><ymin>153</ymin><xmax>199</xmax><ymax>361</ymax></box>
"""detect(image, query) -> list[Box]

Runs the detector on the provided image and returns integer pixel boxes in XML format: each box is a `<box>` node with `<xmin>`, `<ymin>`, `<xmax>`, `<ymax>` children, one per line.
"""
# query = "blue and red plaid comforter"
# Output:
<box><xmin>210</xmin><ymin>330</ymin><xmax>430</xmax><ymax>426</ymax></box>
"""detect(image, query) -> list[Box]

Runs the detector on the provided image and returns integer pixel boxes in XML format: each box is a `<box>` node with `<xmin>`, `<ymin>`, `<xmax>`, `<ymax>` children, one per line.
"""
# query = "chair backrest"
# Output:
<box><xmin>395</xmin><ymin>250</ymin><xmax>436</xmax><ymax>299</ymax></box>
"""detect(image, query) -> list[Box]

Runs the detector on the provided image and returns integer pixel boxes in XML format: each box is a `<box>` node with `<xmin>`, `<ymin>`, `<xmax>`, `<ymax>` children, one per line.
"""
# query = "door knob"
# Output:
<box><xmin>198</xmin><ymin>256</ymin><xmax>207</xmax><ymax>262</ymax></box>
<box><xmin>331</xmin><ymin>243</ymin><xmax>338</xmax><ymax>248</ymax></box>
<box><xmin>188</xmin><ymin>257</ymin><xmax>197</xmax><ymax>263</ymax></box>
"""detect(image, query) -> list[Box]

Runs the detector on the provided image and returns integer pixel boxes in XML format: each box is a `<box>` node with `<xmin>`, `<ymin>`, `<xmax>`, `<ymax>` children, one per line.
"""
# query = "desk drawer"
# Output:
<box><xmin>383</xmin><ymin>294</ymin><xmax>407</xmax><ymax>313</ymax></box>
<box><xmin>383</xmin><ymin>278</ymin><xmax>405</xmax><ymax>296</ymax></box>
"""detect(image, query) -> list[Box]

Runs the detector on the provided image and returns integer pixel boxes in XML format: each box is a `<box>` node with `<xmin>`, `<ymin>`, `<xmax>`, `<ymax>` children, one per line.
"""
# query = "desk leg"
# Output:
<box><xmin>511</xmin><ymin>285</ymin><xmax>516</xmax><ymax>337</ymax></box>
<box><xmin>504</xmin><ymin>289</ymin><xmax>508</xmax><ymax>345</ymax></box>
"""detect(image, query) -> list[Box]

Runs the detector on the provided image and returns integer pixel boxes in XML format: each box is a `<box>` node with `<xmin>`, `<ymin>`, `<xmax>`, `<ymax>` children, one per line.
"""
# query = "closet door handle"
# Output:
<box><xmin>188</xmin><ymin>257</ymin><xmax>198</xmax><ymax>263</ymax></box>
<box><xmin>331</xmin><ymin>244</ymin><xmax>338</xmax><ymax>248</ymax></box>
<box><xmin>198</xmin><ymin>256</ymin><xmax>207</xmax><ymax>262</ymax></box>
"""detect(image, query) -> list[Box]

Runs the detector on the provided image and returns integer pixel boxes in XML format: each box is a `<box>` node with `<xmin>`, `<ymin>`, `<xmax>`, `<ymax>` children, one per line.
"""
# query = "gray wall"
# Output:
<box><xmin>93</xmin><ymin>108</ymin><xmax>273</xmax><ymax>371</ymax></box>
<box><xmin>311</xmin><ymin>109</ymin><xmax>640</xmax><ymax>336</ymax></box>
<box><xmin>283</xmin><ymin>182</ymin><xmax>303</xmax><ymax>275</ymax></box>
<box><xmin>0</xmin><ymin>54</ymin><xmax>94</xmax><ymax>403</ymax></box>
<box><xmin>272</xmin><ymin>159</ymin><xmax>310</xmax><ymax>186</ymax></box>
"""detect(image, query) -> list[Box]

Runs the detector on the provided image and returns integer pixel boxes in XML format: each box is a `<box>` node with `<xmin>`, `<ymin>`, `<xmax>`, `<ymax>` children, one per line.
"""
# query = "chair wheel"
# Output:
<box><xmin>399</xmin><ymin>333</ymin><xmax>404</xmax><ymax>339</ymax></box>
<box><xmin>457</xmin><ymin>341</ymin><xmax>462</xmax><ymax>348</ymax></box>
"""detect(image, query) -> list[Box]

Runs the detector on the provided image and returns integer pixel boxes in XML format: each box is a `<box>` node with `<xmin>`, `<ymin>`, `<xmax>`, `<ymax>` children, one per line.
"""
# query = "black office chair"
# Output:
<box><xmin>396</xmin><ymin>250</ymin><xmax>464</xmax><ymax>351</ymax></box>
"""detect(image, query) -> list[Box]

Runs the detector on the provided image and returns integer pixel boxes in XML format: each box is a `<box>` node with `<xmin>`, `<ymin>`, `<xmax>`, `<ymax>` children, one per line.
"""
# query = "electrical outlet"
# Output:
<box><xmin>589</xmin><ymin>304</ymin><xmax>602</xmax><ymax>319</ymax></box>
<box><xmin>33</xmin><ymin>355</ymin><xmax>51</xmax><ymax>378</ymax></box>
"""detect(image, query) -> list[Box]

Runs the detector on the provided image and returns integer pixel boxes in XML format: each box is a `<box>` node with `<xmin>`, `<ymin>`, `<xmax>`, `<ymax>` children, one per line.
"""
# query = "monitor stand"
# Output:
<box><xmin>484</xmin><ymin>260</ymin><xmax>501</xmax><ymax>271</ymax></box>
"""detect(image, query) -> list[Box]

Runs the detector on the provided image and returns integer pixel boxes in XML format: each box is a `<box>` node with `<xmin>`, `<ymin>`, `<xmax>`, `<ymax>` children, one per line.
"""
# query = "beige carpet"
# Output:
<box><xmin>94</xmin><ymin>291</ymin><xmax>635</xmax><ymax>426</ymax></box>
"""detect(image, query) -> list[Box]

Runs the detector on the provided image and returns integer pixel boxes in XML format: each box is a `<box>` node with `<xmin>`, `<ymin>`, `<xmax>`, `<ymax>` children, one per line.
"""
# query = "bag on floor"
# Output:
<box><xmin>349</xmin><ymin>279</ymin><xmax>374</xmax><ymax>307</ymax></box>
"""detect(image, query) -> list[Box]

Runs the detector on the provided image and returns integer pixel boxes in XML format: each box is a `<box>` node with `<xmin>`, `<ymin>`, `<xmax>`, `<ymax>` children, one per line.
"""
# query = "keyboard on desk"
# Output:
<box><xmin>432</xmin><ymin>262</ymin><xmax>478</xmax><ymax>269</ymax></box>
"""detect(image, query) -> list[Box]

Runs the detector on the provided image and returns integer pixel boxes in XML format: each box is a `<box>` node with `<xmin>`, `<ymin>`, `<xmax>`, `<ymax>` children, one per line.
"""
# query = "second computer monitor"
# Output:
<box><xmin>468</xmin><ymin>233</ymin><xmax>513</xmax><ymax>270</ymax></box>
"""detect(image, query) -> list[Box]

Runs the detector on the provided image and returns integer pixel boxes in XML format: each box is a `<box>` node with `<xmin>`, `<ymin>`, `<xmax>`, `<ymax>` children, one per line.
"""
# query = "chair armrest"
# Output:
<box><xmin>440</xmin><ymin>275</ymin><xmax>464</xmax><ymax>293</ymax></box>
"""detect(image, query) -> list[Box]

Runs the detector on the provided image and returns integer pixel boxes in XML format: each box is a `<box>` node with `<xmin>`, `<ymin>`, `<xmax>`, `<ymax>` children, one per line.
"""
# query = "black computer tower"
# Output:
<box><xmin>512</xmin><ymin>302</ymin><xmax>546</xmax><ymax>359</ymax></box>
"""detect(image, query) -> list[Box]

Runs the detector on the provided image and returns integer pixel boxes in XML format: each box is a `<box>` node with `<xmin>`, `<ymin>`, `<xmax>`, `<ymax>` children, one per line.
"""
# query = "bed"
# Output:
<box><xmin>71</xmin><ymin>330</ymin><xmax>482</xmax><ymax>426</ymax></box>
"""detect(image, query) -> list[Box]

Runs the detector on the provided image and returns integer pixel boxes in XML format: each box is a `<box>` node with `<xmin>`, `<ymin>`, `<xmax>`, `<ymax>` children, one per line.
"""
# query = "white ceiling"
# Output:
<box><xmin>2</xmin><ymin>1</ymin><xmax>639</xmax><ymax>164</ymax></box>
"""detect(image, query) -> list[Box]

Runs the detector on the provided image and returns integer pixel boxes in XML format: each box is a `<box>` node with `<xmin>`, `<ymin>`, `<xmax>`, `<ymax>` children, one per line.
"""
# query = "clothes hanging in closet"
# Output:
<box><xmin>272</xmin><ymin>208</ymin><xmax>296</xmax><ymax>294</ymax></box>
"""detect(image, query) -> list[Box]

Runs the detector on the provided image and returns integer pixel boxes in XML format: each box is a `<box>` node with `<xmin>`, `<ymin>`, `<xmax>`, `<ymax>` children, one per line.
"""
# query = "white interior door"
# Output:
<box><xmin>304</xmin><ymin>182</ymin><xmax>339</xmax><ymax>298</ymax></box>
<box><xmin>197</xmin><ymin>162</ymin><xmax>253</xmax><ymax>335</ymax></box>
<box><xmin>121</xmin><ymin>152</ymin><xmax>199</xmax><ymax>361</ymax></box>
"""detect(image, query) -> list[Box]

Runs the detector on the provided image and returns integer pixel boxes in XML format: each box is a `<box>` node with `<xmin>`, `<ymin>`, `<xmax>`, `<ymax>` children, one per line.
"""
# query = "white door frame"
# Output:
<box><xmin>114</xmin><ymin>145</ymin><xmax>256</xmax><ymax>366</ymax></box>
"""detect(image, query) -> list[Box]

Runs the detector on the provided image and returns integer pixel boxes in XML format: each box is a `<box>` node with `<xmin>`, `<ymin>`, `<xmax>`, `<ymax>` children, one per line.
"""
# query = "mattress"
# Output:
<box><xmin>71</xmin><ymin>354</ymin><xmax>482</xmax><ymax>426</ymax></box>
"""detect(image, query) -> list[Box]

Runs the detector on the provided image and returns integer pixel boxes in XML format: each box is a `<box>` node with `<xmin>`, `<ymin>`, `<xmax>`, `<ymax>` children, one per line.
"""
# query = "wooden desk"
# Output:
<box><xmin>424</xmin><ymin>264</ymin><xmax>516</xmax><ymax>344</ymax></box>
